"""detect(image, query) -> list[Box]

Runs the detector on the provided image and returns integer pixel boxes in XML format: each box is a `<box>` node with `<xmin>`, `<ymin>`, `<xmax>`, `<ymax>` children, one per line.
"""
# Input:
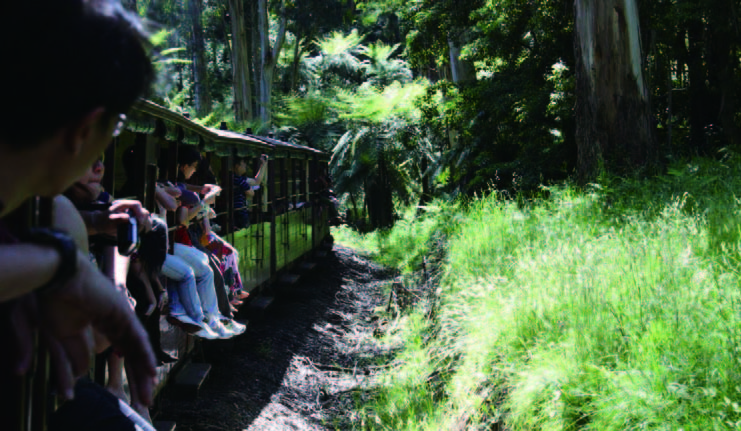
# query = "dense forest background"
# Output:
<box><xmin>133</xmin><ymin>0</ymin><xmax>741</xmax><ymax>228</ymax></box>
<box><xmin>129</xmin><ymin>2</ymin><xmax>741</xmax><ymax>428</ymax></box>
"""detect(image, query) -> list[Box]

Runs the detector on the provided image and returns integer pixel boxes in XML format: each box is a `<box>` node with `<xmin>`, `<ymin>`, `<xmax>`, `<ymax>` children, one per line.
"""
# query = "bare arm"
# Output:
<box><xmin>0</xmin><ymin>195</ymin><xmax>90</xmax><ymax>301</ymax></box>
<box><xmin>253</xmin><ymin>158</ymin><xmax>268</xmax><ymax>186</ymax></box>
<box><xmin>181</xmin><ymin>183</ymin><xmax>203</xmax><ymax>193</ymax></box>
<box><xmin>155</xmin><ymin>186</ymin><xmax>179</xmax><ymax>211</ymax></box>
<box><xmin>181</xmin><ymin>183</ymin><xmax>220</xmax><ymax>194</ymax></box>
<box><xmin>0</xmin><ymin>244</ymin><xmax>63</xmax><ymax>302</ymax></box>
<box><xmin>201</xmin><ymin>215</ymin><xmax>212</xmax><ymax>234</ymax></box>
<box><xmin>202</xmin><ymin>189</ymin><xmax>219</xmax><ymax>205</ymax></box>
<box><xmin>176</xmin><ymin>202</ymin><xmax>208</xmax><ymax>225</ymax></box>
<box><xmin>10</xmin><ymin>195</ymin><xmax>156</xmax><ymax>403</ymax></box>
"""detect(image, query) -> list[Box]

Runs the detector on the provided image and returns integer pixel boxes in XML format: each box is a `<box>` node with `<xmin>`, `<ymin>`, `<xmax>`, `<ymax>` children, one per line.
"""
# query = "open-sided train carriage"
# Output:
<box><xmin>8</xmin><ymin>100</ymin><xmax>332</xmax><ymax>431</ymax></box>
<box><xmin>117</xmin><ymin>100</ymin><xmax>330</xmax><ymax>292</ymax></box>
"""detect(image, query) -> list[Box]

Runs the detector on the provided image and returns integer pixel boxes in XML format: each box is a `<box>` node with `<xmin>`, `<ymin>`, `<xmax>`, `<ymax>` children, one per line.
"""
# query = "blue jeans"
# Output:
<box><xmin>160</xmin><ymin>243</ymin><xmax>219</xmax><ymax>322</ymax></box>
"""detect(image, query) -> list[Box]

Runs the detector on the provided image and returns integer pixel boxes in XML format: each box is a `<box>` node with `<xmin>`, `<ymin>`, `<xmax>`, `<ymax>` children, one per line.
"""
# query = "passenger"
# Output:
<box><xmin>189</xmin><ymin>156</ymin><xmax>264</xmax><ymax>305</ymax></box>
<box><xmin>49</xmin><ymin>195</ymin><xmax>156</xmax><ymax>431</ymax></box>
<box><xmin>67</xmin><ymin>157</ymin><xmax>171</xmax><ymax>425</ymax></box>
<box><xmin>0</xmin><ymin>0</ymin><xmax>156</xmax><ymax>428</ymax></box>
<box><xmin>173</xmin><ymin>147</ymin><xmax>245</xmax><ymax>336</ymax></box>
<box><xmin>197</xmin><ymin>209</ymin><xmax>249</xmax><ymax>308</ymax></box>
<box><xmin>154</xmin><ymin>180</ymin><xmax>221</xmax><ymax>339</ymax></box>
<box><xmin>233</xmin><ymin>154</ymin><xmax>268</xmax><ymax>230</ymax></box>
<box><xmin>159</xmin><ymin>147</ymin><xmax>244</xmax><ymax>338</ymax></box>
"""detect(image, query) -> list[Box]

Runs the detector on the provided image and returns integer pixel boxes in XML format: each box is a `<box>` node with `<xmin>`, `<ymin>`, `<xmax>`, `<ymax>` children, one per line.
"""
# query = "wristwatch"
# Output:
<box><xmin>22</xmin><ymin>228</ymin><xmax>78</xmax><ymax>294</ymax></box>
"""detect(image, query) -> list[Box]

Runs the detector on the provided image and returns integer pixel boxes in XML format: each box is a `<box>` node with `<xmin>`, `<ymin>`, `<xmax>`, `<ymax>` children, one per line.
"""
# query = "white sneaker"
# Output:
<box><xmin>208</xmin><ymin>318</ymin><xmax>235</xmax><ymax>339</ymax></box>
<box><xmin>173</xmin><ymin>313</ymin><xmax>220</xmax><ymax>339</ymax></box>
<box><xmin>221</xmin><ymin>319</ymin><xmax>247</xmax><ymax>336</ymax></box>
<box><xmin>194</xmin><ymin>317</ymin><xmax>220</xmax><ymax>339</ymax></box>
<box><xmin>193</xmin><ymin>326</ymin><xmax>220</xmax><ymax>340</ymax></box>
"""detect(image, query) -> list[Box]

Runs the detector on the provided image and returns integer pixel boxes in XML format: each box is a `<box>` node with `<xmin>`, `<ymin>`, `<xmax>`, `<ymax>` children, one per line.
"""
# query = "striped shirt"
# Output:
<box><xmin>233</xmin><ymin>174</ymin><xmax>251</xmax><ymax>212</ymax></box>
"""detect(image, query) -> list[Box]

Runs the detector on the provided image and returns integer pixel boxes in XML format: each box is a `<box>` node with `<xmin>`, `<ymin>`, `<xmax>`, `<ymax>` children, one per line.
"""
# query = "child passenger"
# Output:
<box><xmin>233</xmin><ymin>154</ymin><xmax>268</xmax><ymax>230</ymax></box>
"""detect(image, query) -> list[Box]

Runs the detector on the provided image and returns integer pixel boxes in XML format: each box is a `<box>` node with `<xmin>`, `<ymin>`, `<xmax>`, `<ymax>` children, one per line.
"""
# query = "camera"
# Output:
<box><xmin>117</xmin><ymin>209</ymin><xmax>140</xmax><ymax>256</ymax></box>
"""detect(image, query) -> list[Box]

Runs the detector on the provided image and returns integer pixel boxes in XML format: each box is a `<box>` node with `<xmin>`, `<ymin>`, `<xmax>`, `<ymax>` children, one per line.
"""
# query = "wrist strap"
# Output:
<box><xmin>22</xmin><ymin>228</ymin><xmax>78</xmax><ymax>294</ymax></box>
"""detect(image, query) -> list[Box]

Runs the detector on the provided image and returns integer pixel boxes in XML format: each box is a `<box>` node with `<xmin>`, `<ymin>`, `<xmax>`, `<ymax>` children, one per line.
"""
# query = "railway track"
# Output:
<box><xmin>157</xmin><ymin>245</ymin><xmax>395</xmax><ymax>431</ymax></box>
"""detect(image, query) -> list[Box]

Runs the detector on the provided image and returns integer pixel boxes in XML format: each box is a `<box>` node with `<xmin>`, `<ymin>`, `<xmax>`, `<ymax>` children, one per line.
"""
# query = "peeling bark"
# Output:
<box><xmin>575</xmin><ymin>0</ymin><xmax>657</xmax><ymax>181</ymax></box>
<box><xmin>256</xmin><ymin>0</ymin><xmax>288</xmax><ymax>125</ymax></box>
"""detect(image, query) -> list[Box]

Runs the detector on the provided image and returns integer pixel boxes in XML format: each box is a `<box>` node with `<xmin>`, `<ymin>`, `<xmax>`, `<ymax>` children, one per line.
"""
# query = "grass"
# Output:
<box><xmin>336</xmin><ymin>156</ymin><xmax>741</xmax><ymax>430</ymax></box>
<box><xmin>333</xmin><ymin>202</ymin><xmax>461</xmax><ymax>273</ymax></box>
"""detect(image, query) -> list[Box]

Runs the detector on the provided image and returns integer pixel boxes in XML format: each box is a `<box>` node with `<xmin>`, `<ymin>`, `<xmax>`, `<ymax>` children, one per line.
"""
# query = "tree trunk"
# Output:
<box><xmin>251</xmin><ymin>0</ymin><xmax>261</xmax><ymax>121</ymax></box>
<box><xmin>228</xmin><ymin>0</ymin><xmax>253</xmax><ymax>122</ymax></box>
<box><xmin>289</xmin><ymin>34</ymin><xmax>302</xmax><ymax>93</ymax></box>
<box><xmin>187</xmin><ymin>0</ymin><xmax>212</xmax><ymax>117</ymax></box>
<box><xmin>256</xmin><ymin>0</ymin><xmax>288</xmax><ymax>125</ymax></box>
<box><xmin>574</xmin><ymin>0</ymin><xmax>657</xmax><ymax>182</ymax></box>
<box><xmin>366</xmin><ymin>146</ymin><xmax>394</xmax><ymax>229</ymax></box>
<box><xmin>447</xmin><ymin>35</ymin><xmax>475</xmax><ymax>84</ymax></box>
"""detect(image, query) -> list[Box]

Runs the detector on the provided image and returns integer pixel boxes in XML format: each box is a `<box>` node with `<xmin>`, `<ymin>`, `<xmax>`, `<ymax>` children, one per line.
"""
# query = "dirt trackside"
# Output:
<box><xmin>157</xmin><ymin>245</ymin><xmax>396</xmax><ymax>431</ymax></box>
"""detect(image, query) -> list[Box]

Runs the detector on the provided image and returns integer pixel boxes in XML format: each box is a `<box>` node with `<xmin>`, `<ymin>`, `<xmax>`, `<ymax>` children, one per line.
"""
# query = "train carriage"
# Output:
<box><xmin>9</xmin><ymin>100</ymin><xmax>332</xmax><ymax>430</ymax></box>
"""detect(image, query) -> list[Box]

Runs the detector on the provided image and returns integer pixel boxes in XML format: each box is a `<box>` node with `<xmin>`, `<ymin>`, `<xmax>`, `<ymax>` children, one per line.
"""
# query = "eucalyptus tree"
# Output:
<box><xmin>574</xmin><ymin>0</ymin><xmax>657</xmax><ymax>181</ymax></box>
<box><xmin>255</xmin><ymin>0</ymin><xmax>288</xmax><ymax>124</ymax></box>
<box><xmin>402</xmin><ymin>0</ymin><xmax>483</xmax><ymax>82</ymax></box>
<box><xmin>226</xmin><ymin>0</ymin><xmax>287</xmax><ymax>124</ymax></box>
<box><xmin>187</xmin><ymin>0</ymin><xmax>211</xmax><ymax>116</ymax></box>
<box><xmin>228</xmin><ymin>0</ymin><xmax>252</xmax><ymax>122</ymax></box>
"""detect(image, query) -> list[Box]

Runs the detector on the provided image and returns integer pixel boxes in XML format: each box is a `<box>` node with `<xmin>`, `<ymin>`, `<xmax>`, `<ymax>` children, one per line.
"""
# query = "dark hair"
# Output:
<box><xmin>0</xmin><ymin>0</ymin><xmax>155</xmax><ymax>148</ymax></box>
<box><xmin>177</xmin><ymin>145</ymin><xmax>202</xmax><ymax>167</ymax></box>
<box><xmin>193</xmin><ymin>161</ymin><xmax>217</xmax><ymax>185</ymax></box>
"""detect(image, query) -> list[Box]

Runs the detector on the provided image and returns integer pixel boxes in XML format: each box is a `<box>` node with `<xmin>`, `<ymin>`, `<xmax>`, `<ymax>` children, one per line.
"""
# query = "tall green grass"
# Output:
<box><xmin>334</xmin><ymin>203</ymin><xmax>461</xmax><ymax>273</ymax></box>
<box><xmin>346</xmin><ymin>157</ymin><xmax>741</xmax><ymax>430</ymax></box>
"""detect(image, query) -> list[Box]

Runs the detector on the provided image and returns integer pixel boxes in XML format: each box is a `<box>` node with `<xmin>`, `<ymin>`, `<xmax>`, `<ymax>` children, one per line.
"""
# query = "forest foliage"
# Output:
<box><xmin>132</xmin><ymin>1</ymin><xmax>741</xmax><ymax>428</ymax></box>
<box><xmin>135</xmin><ymin>0</ymin><xmax>741</xmax><ymax>228</ymax></box>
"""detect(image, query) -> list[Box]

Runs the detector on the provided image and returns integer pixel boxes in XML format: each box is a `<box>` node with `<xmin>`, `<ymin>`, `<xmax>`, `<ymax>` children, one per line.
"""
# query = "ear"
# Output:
<box><xmin>62</xmin><ymin>107</ymin><xmax>106</xmax><ymax>156</ymax></box>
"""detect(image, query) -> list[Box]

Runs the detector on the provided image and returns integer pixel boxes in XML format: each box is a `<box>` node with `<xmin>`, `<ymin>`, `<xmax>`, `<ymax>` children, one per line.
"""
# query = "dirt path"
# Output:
<box><xmin>158</xmin><ymin>245</ymin><xmax>394</xmax><ymax>431</ymax></box>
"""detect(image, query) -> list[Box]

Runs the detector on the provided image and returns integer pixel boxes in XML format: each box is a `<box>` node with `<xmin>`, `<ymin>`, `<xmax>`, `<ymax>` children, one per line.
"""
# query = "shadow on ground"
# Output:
<box><xmin>157</xmin><ymin>245</ymin><xmax>395</xmax><ymax>431</ymax></box>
